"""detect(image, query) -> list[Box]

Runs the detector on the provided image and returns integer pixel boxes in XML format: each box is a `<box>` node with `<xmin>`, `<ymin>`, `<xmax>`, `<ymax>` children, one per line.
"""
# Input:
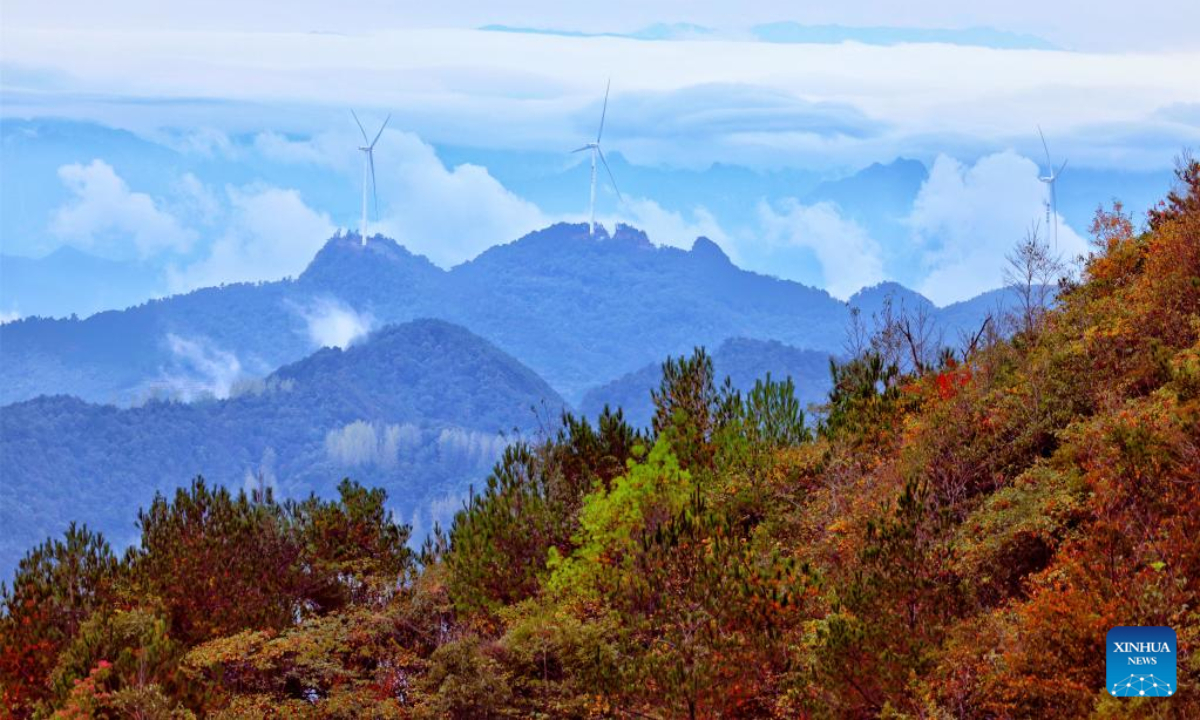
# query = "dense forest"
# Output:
<box><xmin>0</xmin><ymin>319</ymin><xmax>564</xmax><ymax>582</ymax></box>
<box><xmin>2</xmin><ymin>161</ymin><xmax>1198</xmax><ymax>718</ymax></box>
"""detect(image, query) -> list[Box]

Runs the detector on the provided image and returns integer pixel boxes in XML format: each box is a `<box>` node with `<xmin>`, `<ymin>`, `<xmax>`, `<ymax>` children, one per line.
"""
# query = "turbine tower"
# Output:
<box><xmin>1037</xmin><ymin>125</ymin><xmax>1068</xmax><ymax>250</ymax></box>
<box><xmin>572</xmin><ymin>80</ymin><xmax>622</xmax><ymax>237</ymax></box>
<box><xmin>352</xmin><ymin>110</ymin><xmax>390</xmax><ymax>246</ymax></box>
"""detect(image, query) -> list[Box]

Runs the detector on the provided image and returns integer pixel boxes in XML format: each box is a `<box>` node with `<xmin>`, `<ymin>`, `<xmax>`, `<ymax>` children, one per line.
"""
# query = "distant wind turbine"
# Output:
<box><xmin>352</xmin><ymin>110</ymin><xmax>390</xmax><ymax>246</ymax></box>
<box><xmin>1037</xmin><ymin>125</ymin><xmax>1068</xmax><ymax>250</ymax></box>
<box><xmin>572</xmin><ymin>80</ymin><xmax>622</xmax><ymax>237</ymax></box>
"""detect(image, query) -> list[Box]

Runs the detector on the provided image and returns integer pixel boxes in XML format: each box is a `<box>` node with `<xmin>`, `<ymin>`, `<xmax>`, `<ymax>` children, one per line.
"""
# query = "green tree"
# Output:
<box><xmin>130</xmin><ymin>478</ymin><xmax>305</xmax><ymax>644</ymax></box>
<box><xmin>292</xmin><ymin>478</ymin><xmax>415</xmax><ymax>611</ymax></box>
<box><xmin>45</xmin><ymin>606</ymin><xmax>195</xmax><ymax>718</ymax></box>
<box><xmin>0</xmin><ymin>523</ymin><xmax>118</xmax><ymax>717</ymax></box>
<box><xmin>447</xmin><ymin>409</ymin><xmax>641</xmax><ymax>615</ymax></box>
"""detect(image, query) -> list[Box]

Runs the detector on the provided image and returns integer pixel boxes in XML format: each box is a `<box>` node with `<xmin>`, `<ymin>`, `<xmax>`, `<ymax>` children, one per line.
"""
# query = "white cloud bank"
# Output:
<box><xmin>909</xmin><ymin>151</ymin><xmax>1088</xmax><ymax>305</ymax></box>
<box><xmin>168</xmin><ymin>185</ymin><xmax>336</xmax><ymax>292</ymax></box>
<box><xmin>261</xmin><ymin>128</ymin><xmax>548</xmax><ymax>267</ymax></box>
<box><xmin>46</xmin><ymin>159</ymin><xmax>342</xmax><ymax>293</ymax></box>
<box><xmin>51</xmin><ymin>160</ymin><xmax>196</xmax><ymax>257</ymax></box>
<box><xmin>4</xmin><ymin>25</ymin><xmax>1197</xmax><ymax>172</ymax></box>
<box><xmin>599</xmin><ymin>198</ymin><xmax>735</xmax><ymax>257</ymax></box>
<box><xmin>756</xmin><ymin>199</ymin><xmax>886</xmax><ymax>300</ymax></box>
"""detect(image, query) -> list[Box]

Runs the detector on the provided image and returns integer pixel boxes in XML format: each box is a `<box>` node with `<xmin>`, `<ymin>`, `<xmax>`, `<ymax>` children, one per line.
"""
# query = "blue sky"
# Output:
<box><xmin>2</xmin><ymin>0</ymin><xmax>1198</xmax><ymax>312</ymax></box>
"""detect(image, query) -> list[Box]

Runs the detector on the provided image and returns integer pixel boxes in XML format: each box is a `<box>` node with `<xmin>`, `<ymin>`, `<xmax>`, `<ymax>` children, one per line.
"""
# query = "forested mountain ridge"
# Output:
<box><xmin>0</xmin><ymin>319</ymin><xmax>563</xmax><ymax>582</ymax></box>
<box><xmin>581</xmin><ymin>336</ymin><xmax>833</xmax><ymax>428</ymax></box>
<box><xmin>4</xmin><ymin>162</ymin><xmax>1197</xmax><ymax>717</ymax></box>
<box><xmin>2</xmin><ymin>222</ymin><xmax>1011</xmax><ymax>406</ymax></box>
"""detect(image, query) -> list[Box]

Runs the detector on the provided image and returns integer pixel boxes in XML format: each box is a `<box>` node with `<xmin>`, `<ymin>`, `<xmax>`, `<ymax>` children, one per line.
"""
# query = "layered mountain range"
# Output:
<box><xmin>1</xmin><ymin>223</ymin><xmax>1007</xmax><ymax>405</ymax></box>
<box><xmin>0</xmin><ymin>223</ymin><xmax>1025</xmax><ymax>579</ymax></box>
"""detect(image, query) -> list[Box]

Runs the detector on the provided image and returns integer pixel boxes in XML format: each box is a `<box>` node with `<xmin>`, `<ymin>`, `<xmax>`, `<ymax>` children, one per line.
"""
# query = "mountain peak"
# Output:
<box><xmin>269</xmin><ymin>318</ymin><xmax>564</xmax><ymax>418</ymax></box>
<box><xmin>848</xmin><ymin>281</ymin><xmax>935</xmax><ymax>314</ymax></box>
<box><xmin>528</xmin><ymin>222</ymin><xmax>612</xmax><ymax>243</ymax></box>
<box><xmin>307</xmin><ymin>232</ymin><xmax>427</xmax><ymax>266</ymax></box>
<box><xmin>690</xmin><ymin>236</ymin><xmax>731</xmax><ymax>265</ymax></box>
<box><xmin>610</xmin><ymin>223</ymin><xmax>653</xmax><ymax>249</ymax></box>
<box><xmin>299</xmin><ymin>232</ymin><xmax>443</xmax><ymax>292</ymax></box>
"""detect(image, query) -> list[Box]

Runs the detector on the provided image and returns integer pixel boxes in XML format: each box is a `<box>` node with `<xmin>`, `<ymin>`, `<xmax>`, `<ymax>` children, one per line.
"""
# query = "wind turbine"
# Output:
<box><xmin>1037</xmin><ymin>125</ymin><xmax>1068</xmax><ymax>250</ymax></box>
<box><xmin>572</xmin><ymin>80</ymin><xmax>622</xmax><ymax>237</ymax></box>
<box><xmin>352</xmin><ymin>110</ymin><xmax>390</xmax><ymax>246</ymax></box>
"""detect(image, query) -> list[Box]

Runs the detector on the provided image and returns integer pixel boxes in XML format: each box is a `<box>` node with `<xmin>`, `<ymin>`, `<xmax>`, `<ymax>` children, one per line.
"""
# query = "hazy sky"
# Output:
<box><xmin>5</xmin><ymin>0</ymin><xmax>1200</xmax><ymax>52</ymax></box>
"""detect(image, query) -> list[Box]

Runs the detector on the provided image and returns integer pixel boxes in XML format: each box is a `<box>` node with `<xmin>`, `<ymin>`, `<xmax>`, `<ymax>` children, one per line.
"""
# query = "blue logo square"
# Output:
<box><xmin>1107</xmin><ymin>626</ymin><xmax>1176</xmax><ymax>697</ymax></box>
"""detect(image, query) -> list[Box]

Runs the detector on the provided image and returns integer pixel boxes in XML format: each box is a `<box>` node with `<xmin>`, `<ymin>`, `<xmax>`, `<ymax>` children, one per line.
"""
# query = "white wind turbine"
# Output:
<box><xmin>1037</xmin><ymin>125</ymin><xmax>1068</xmax><ymax>250</ymax></box>
<box><xmin>572</xmin><ymin>80</ymin><xmax>622</xmax><ymax>237</ymax></box>
<box><xmin>352</xmin><ymin>110</ymin><xmax>390</xmax><ymax>246</ymax></box>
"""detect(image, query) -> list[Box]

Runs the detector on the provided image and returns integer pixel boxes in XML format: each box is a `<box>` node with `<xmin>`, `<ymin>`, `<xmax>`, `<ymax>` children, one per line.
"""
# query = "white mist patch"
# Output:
<box><xmin>301</xmin><ymin>297</ymin><xmax>374</xmax><ymax>349</ymax></box>
<box><xmin>408</xmin><ymin>490</ymin><xmax>471</xmax><ymax>546</ymax></box>
<box><xmin>325</xmin><ymin>420</ymin><xmax>420</xmax><ymax>469</ymax></box>
<box><xmin>153</xmin><ymin>333</ymin><xmax>245</xmax><ymax>401</ymax></box>
<box><xmin>436</xmin><ymin>428</ymin><xmax>509</xmax><ymax>469</ymax></box>
<box><xmin>0</xmin><ymin>309</ymin><xmax>20</xmax><ymax>325</ymax></box>
<box><xmin>242</xmin><ymin>447</ymin><xmax>279</xmax><ymax>499</ymax></box>
<box><xmin>228</xmin><ymin>375</ymin><xmax>296</xmax><ymax>399</ymax></box>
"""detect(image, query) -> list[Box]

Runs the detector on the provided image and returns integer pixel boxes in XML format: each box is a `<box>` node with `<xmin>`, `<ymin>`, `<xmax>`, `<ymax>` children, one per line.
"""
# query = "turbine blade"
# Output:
<box><xmin>369</xmin><ymin>151</ymin><xmax>379</xmax><ymax>220</ymax></box>
<box><xmin>351</xmin><ymin>110</ymin><xmax>369</xmax><ymax>143</ymax></box>
<box><xmin>571</xmin><ymin>145</ymin><xmax>591</xmax><ymax>153</ymax></box>
<box><xmin>596</xmin><ymin>78</ymin><xmax>610</xmax><ymax>143</ymax></box>
<box><xmin>1057</xmin><ymin>158</ymin><xmax>1068</xmax><ymax>177</ymax></box>
<box><xmin>370</xmin><ymin>114</ymin><xmax>391</xmax><ymax>149</ymax></box>
<box><xmin>598</xmin><ymin>148</ymin><xmax>622</xmax><ymax>202</ymax></box>
<box><xmin>1037</xmin><ymin>125</ymin><xmax>1052</xmax><ymax>169</ymax></box>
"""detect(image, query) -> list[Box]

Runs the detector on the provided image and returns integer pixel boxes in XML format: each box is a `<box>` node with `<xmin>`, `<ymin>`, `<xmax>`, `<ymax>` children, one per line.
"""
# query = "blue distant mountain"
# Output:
<box><xmin>581</xmin><ymin>337</ymin><xmax>834</xmax><ymax>430</ymax></box>
<box><xmin>0</xmin><ymin>222</ymin><xmax>1029</xmax><ymax>408</ymax></box>
<box><xmin>0</xmin><ymin>246</ymin><xmax>164</xmax><ymax>319</ymax></box>
<box><xmin>846</xmin><ymin>281</ymin><xmax>937</xmax><ymax>319</ymax></box>
<box><xmin>478</xmin><ymin>23</ymin><xmax>718</xmax><ymax>41</ymax></box>
<box><xmin>750</xmin><ymin>23</ymin><xmax>1057</xmax><ymax>50</ymax></box>
<box><xmin>804</xmin><ymin>159</ymin><xmax>928</xmax><ymax>219</ymax></box>
<box><xmin>476</xmin><ymin>22</ymin><xmax>1056</xmax><ymax>50</ymax></box>
<box><xmin>0</xmin><ymin>319</ymin><xmax>563</xmax><ymax>581</ymax></box>
<box><xmin>0</xmin><ymin>224</ymin><xmax>849</xmax><ymax>405</ymax></box>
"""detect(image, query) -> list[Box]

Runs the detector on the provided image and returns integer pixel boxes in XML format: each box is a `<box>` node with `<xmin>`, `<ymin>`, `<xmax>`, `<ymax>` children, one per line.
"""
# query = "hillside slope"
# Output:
<box><xmin>0</xmin><ymin>319</ymin><xmax>563</xmax><ymax>580</ymax></box>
